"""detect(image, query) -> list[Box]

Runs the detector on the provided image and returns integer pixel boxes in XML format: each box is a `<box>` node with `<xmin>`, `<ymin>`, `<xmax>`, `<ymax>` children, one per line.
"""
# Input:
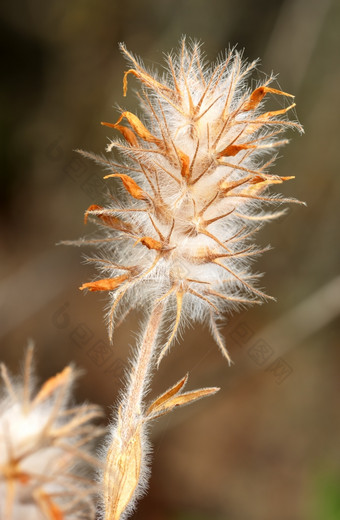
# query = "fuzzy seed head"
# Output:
<box><xmin>79</xmin><ymin>39</ymin><xmax>303</xmax><ymax>363</ymax></box>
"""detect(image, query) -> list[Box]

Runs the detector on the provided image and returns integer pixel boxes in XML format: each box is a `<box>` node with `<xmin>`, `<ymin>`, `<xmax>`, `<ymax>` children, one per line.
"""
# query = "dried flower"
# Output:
<box><xmin>0</xmin><ymin>345</ymin><xmax>104</xmax><ymax>520</ymax></box>
<box><xmin>78</xmin><ymin>39</ymin><xmax>302</xmax><ymax>365</ymax></box>
<box><xmin>67</xmin><ymin>39</ymin><xmax>305</xmax><ymax>520</ymax></box>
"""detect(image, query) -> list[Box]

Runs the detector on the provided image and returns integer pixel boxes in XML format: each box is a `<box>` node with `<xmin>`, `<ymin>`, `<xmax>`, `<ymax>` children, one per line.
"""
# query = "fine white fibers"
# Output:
<box><xmin>0</xmin><ymin>347</ymin><xmax>103</xmax><ymax>520</ymax></box>
<box><xmin>79</xmin><ymin>38</ymin><xmax>303</xmax><ymax>364</ymax></box>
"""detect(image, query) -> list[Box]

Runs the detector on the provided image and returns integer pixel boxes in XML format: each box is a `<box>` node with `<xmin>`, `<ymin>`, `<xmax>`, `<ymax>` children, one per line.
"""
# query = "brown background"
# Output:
<box><xmin>1</xmin><ymin>1</ymin><xmax>339</xmax><ymax>519</ymax></box>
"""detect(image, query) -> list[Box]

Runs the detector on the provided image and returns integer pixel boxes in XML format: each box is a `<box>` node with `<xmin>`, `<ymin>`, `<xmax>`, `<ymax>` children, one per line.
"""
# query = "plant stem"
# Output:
<box><xmin>103</xmin><ymin>303</ymin><xmax>165</xmax><ymax>520</ymax></box>
<box><xmin>122</xmin><ymin>301</ymin><xmax>164</xmax><ymax>428</ymax></box>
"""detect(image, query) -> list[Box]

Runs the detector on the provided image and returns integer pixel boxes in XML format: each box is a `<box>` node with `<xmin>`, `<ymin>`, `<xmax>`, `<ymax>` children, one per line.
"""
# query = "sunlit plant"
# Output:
<box><xmin>1</xmin><ymin>38</ymin><xmax>302</xmax><ymax>520</ymax></box>
<box><xmin>75</xmin><ymin>38</ymin><xmax>303</xmax><ymax>520</ymax></box>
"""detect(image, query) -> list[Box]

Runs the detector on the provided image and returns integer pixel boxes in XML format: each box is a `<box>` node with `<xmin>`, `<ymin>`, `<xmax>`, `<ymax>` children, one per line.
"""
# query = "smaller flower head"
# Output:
<box><xmin>0</xmin><ymin>344</ymin><xmax>104</xmax><ymax>520</ymax></box>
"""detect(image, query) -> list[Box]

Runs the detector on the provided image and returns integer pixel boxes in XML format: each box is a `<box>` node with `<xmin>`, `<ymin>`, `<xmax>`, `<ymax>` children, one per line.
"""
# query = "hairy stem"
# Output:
<box><xmin>122</xmin><ymin>301</ymin><xmax>164</xmax><ymax>425</ymax></box>
<box><xmin>103</xmin><ymin>302</ymin><xmax>164</xmax><ymax>520</ymax></box>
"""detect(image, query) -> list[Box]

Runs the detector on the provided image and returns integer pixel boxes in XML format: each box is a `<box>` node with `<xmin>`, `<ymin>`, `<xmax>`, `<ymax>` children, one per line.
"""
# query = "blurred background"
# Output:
<box><xmin>1</xmin><ymin>0</ymin><xmax>339</xmax><ymax>519</ymax></box>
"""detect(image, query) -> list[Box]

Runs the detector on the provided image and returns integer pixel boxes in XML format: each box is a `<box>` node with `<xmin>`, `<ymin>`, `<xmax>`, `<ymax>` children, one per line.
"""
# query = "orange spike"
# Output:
<box><xmin>34</xmin><ymin>367</ymin><xmax>72</xmax><ymax>404</ymax></box>
<box><xmin>103</xmin><ymin>173</ymin><xmax>147</xmax><ymax>200</ymax></box>
<box><xmin>79</xmin><ymin>274</ymin><xmax>129</xmax><ymax>292</ymax></box>
<box><xmin>84</xmin><ymin>204</ymin><xmax>103</xmax><ymax>224</ymax></box>
<box><xmin>243</xmin><ymin>86</ymin><xmax>294</xmax><ymax>111</ymax></box>
<box><xmin>250</xmin><ymin>174</ymin><xmax>294</xmax><ymax>185</ymax></box>
<box><xmin>49</xmin><ymin>502</ymin><xmax>64</xmax><ymax>520</ymax></box>
<box><xmin>249</xmin><ymin>175</ymin><xmax>272</xmax><ymax>185</ymax></box>
<box><xmin>17</xmin><ymin>472</ymin><xmax>30</xmax><ymax>484</ymax></box>
<box><xmin>242</xmin><ymin>175</ymin><xmax>294</xmax><ymax>196</ymax></box>
<box><xmin>177</xmin><ymin>148</ymin><xmax>190</xmax><ymax>179</ymax></box>
<box><xmin>123</xmin><ymin>69</ymin><xmax>139</xmax><ymax>96</ymax></box>
<box><xmin>218</xmin><ymin>143</ymin><xmax>256</xmax><ymax>158</ymax></box>
<box><xmin>257</xmin><ymin>103</ymin><xmax>296</xmax><ymax>122</ymax></box>
<box><xmin>39</xmin><ymin>492</ymin><xmax>64</xmax><ymax>520</ymax></box>
<box><xmin>123</xmin><ymin>68</ymin><xmax>173</xmax><ymax>98</ymax></box>
<box><xmin>113</xmin><ymin>112</ymin><xmax>163</xmax><ymax>146</ymax></box>
<box><xmin>102</xmin><ymin>122</ymin><xmax>138</xmax><ymax>147</ymax></box>
<box><xmin>135</xmin><ymin>236</ymin><xmax>163</xmax><ymax>251</ymax></box>
<box><xmin>84</xmin><ymin>204</ymin><xmax>134</xmax><ymax>232</ymax></box>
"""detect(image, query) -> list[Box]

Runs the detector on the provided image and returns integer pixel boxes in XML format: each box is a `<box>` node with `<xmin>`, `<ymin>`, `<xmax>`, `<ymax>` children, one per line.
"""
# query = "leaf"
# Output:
<box><xmin>104</xmin><ymin>413</ymin><xmax>142</xmax><ymax>520</ymax></box>
<box><xmin>149</xmin><ymin>388</ymin><xmax>220</xmax><ymax>419</ymax></box>
<box><xmin>79</xmin><ymin>275</ymin><xmax>129</xmax><ymax>292</ymax></box>
<box><xmin>103</xmin><ymin>173</ymin><xmax>147</xmax><ymax>201</ymax></box>
<box><xmin>146</xmin><ymin>374</ymin><xmax>219</xmax><ymax>420</ymax></box>
<box><xmin>146</xmin><ymin>374</ymin><xmax>188</xmax><ymax>417</ymax></box>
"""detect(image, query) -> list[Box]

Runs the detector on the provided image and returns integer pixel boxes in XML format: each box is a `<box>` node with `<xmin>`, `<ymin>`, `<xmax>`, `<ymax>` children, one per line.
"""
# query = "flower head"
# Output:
<box><xmin>79</xmin><ymin>39</ymin><xmax>303</xmax><ymax>364</ymax></box>
<box><xmin>0</xmin><ymin>345</ymin><xmax>104</xmax><ymax>519</ymax></box>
